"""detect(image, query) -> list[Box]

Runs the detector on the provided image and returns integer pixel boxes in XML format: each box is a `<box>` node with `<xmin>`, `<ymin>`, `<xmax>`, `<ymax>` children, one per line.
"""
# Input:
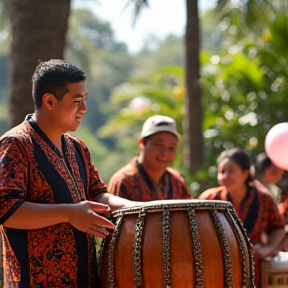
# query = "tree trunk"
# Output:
<box><xmin>7</xmin><ymin>0</ymin><xmax>71</xmax><ymax>128</ymax></box>
<box><xmin>183</xmin><ymin>0</ymin><xmax>204</xmax><ymax>174</ymax></box>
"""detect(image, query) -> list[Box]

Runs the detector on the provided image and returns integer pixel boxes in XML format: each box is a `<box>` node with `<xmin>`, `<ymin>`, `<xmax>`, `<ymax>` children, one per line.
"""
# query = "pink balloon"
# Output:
<box><xmin>265</xmin><ymin>122</ymin><xmax>288</xmax><ymax>170</ymax></box>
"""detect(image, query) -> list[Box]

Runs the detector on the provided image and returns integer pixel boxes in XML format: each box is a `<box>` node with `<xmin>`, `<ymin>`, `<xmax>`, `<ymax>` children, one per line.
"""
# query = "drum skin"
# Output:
<box><xmin>98</xmin><ymin>200</ymin><xmax>255</xmax><ymax>288</ymax></box>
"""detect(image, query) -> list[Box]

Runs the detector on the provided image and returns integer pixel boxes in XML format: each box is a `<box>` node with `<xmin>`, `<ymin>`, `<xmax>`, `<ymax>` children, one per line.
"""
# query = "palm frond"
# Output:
<box><xmin>123</xmin><ymin>0</ymin><xmax>149</xmax><ymax>26</ymax></box>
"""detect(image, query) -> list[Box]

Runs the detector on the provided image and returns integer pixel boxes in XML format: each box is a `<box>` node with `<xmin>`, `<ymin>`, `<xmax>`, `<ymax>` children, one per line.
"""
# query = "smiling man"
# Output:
<box><xmin>107</xmin><ymin>115</ymin><xmax>192</xmax><ymax>201</ymax></box>
<box><xmin>0</xmin><ymin>59</ymin><xmax>140</xmax><ymax>288</ymax></box>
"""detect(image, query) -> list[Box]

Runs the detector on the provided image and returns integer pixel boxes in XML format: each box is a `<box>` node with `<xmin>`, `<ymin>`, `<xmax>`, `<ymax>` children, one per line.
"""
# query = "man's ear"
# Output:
<box><xmin>43</xmin><ymin>93</ymin><xmax>53</xmax><ymax>110</ymax></box>
<box><xmin>138</xmin><ymin>138</ymin><xmax>145</xmax><ymax>150</ymax></box>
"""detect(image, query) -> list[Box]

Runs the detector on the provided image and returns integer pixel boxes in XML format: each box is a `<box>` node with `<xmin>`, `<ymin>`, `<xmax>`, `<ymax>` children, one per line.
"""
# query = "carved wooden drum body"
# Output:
<box><xmin>99</xmin><ymin>200</ymin><xmax>255</xmax><ymax>288</ymax></box>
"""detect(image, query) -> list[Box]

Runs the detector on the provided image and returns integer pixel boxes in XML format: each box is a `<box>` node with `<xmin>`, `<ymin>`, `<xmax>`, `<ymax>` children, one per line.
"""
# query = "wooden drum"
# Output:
<box><xmin>98</xmin><ymin>199</ymin><xmax>255</xmax><ymax>288</ymax></box>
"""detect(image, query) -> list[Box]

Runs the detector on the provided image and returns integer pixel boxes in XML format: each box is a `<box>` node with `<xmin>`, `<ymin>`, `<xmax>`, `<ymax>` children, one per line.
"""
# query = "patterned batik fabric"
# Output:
<box><xmin>0</xmin><ymin>115</ymin><xmax>107</xmax><ymax>288</ymax></box>
<box><xmin>198</xmin><ymin>185</ymin><xmax>285</xmax><ymax>288</ymax></box>
<box><xmin>107</xmin><ymin>157</ymin><xmax>191</xmax><ymax>201</ymax></box>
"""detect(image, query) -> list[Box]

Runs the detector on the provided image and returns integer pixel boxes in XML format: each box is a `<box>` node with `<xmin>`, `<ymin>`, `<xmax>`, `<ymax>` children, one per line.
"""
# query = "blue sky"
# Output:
<box><xmin>73</xmin><ymin>0</ymin><xmax>216</xmax><ymax>53</ymax></box>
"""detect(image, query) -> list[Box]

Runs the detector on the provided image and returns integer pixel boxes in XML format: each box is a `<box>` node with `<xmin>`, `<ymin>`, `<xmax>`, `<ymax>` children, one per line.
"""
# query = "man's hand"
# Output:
<box><xmin>67</xmin><ymin>201</ymin><xmax>114</xmax><ymax>238</ymax></box>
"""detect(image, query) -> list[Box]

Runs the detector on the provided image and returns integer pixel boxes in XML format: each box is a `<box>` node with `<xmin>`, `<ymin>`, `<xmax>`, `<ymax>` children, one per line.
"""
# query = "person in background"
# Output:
<box><xmin>278</xmin><ymin>172</ymin><xmax>288</xmax><ymax>220</ymax></box>
<box><xmin>275</xmin><ymin>172</ymin><xmax>288</xmax><ymax>252</ymax></box>
<box><xmin>0</xmin><ymin>59</ymin><xmax>142</xmax><ymax>288</ymax></box>
<box><xmin>107</xmin><ymin>115</ymin><xmax>191</xmax><ymax>201</ymax></box>
<box><xmin>198</xmin><ymin>147</ymin><xmax>285</xmax><ymax>288</ymax></box>
<box><xmin>254</xmin><ymin>152</ymin><xmax>284</xmax><ymax>204</ymax></box>
<box><xmin>254</xmin><ymin>153</ymin><xmax>288</xmax><ymax>253</ymax></box>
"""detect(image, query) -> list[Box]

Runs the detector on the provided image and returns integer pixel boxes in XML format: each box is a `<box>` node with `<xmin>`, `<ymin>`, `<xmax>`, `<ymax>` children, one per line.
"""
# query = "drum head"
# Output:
<box><xmin>112</xmin><ymin>199</ymin><xmax>233</xmax><ymax>217</ymax></box>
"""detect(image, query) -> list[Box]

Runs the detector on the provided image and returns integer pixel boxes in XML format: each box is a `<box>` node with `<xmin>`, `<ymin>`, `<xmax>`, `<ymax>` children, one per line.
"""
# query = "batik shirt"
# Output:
<box><xmin>198</xmin><ymin>185</ymin><xmax>284</xmax><ymax>288</ymax></box>
<box><xmin>0</xmin><ymin>115</ymin><xmax>107</xmax><ymax>288</ymax></box>
<box><xmin>107</xmin><ymin>157</ymin><xmax>191</xmax><ymax>201</ymax></box>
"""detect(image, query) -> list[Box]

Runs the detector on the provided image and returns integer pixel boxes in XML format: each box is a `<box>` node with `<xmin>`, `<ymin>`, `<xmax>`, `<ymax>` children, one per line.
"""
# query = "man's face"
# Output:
<box><xmin>51</xmin><ymin>81</ymin><xmax>87</xmax><ymax>133</ymax></box>
<box><xmin>140</xmin><ymin>132</ymin><xmax>178</xmax><ymax>171</ymax></box>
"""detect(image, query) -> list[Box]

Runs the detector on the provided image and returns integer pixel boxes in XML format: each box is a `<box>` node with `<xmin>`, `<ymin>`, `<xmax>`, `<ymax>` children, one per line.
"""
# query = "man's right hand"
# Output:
<box><xmin>67</xmin><ymin>200</ymin><xmax>115</xmax><ymax>238</ymax></box>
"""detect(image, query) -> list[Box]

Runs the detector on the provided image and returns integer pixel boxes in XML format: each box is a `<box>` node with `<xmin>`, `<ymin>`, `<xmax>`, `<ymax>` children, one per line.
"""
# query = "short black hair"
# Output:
<box><xmin>32</xmin><ymin>59</ymin><xmax>86</xmax><ymax>109</ymax></box>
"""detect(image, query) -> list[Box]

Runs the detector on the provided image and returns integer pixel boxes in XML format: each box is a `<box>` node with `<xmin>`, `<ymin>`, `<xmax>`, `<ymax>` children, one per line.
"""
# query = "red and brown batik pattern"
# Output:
<box><xmin>0</xmin><ymin>117</ymin><xmax>107</xmax><ymax>287</ymax></box>
<box><xmin>107</xmin><ymin>157</ymin><xmax>191</xmax><ymax>201</ymax></box>
<box><xmin>198</xmin><ymin>186</ymin><xmax>284</xmax><ymax>243</ymax></box>
<box><xmin>0</xmin><ymin>226</ymin><xmax>20</xmax><ymax>287</ymax></box>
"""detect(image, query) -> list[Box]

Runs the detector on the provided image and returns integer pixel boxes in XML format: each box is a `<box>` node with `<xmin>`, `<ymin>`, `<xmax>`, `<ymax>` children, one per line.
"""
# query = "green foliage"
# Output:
<box><xmin>97</xmin><ymin>65</ymin><xmax>188</xmax><ymax>182</ymax></box>
<box><xmin>99</xmin><ymin>4</ymin><xmax>288</xmax><ymax>196</ymax></box>
<box><xmin>99</xmin><ymin>65</ymin><xmax>185</xmax><ymax>135</ymax></box>
<box><xmin>2</xmin><ymin>0</ymin><xmax>288</xmax><ymax>197</ymax></box>
<box><xmin>65</xmin><ymin>8</ymin><xmax>135</xmax><ymax>136</ymax></box>
<box><xmin>135</xmin><ymin>35</ymin><xmax>184</xmax><ymax>70</ymax></box>
<box><xmin>200</xmin><ymin>10</ymin><xmax>226</xmax><ymax>54</ymax></box>
<box><xmin>0</xmin><ymin>0</ymin><xmax>11</xmax><ymax>55</ymax></box>
<box><xmin>73</xmin><ymin>126</ymin><xmax>132</xmax><ymax>182</ymax></box>
<box><xmin>0</xmin><ymin>54</ymin><xmax>8</xmax><ymax>134</ymax></box>
<box><xmin>0</xmin><ymin>55</ymin><xmax>8</xmax><ymax>99</ymax></box>
<box><xmin>193</xmin><ymin>5</ymin><xmax>288</xmax><ymax>196</ymax></box>
<box><xmin>125</xmin><ymin>0</ymin><xmax>149</xmax><ymax>26</ymax></box>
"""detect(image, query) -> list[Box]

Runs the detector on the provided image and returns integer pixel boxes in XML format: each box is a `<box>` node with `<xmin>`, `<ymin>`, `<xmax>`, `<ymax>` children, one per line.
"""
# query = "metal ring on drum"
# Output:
<box><xmin>98</xmin><ymin>199</ymin><xmax>255</xmax><ymax>288</ymax></box>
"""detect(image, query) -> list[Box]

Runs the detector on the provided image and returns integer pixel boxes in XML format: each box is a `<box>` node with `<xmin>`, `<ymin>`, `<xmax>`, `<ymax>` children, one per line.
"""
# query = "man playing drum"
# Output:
<box><xmin>0</xmin><ymin>59</ymin><xmax>142</xmax><ymax>288</ymax></box>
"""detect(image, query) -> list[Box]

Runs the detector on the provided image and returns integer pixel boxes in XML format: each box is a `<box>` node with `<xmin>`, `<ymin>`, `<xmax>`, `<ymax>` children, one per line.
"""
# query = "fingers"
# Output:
<box><xmin>68</xmin><ymin>201</ymin><xmax>115</xmax><ymax>237</ymax></box>
<box><xmin>92</xmin><ymin>213</ymin><xmax>115</xmax><ymax>230</ymax></box>
<box><xmin>85</xmin><ymin>201</ymin><xmax>115</xmax><ymax>235</ymax></box>
<box><xmin>90</xmin><ymin>223</ymin><xmax>111</xmax><ymax>238</ymax></box>
<box><xmin>72</xmin><ymin>216</ymin><xmax>114</xmax><ymax>238</ymax></box>
<box><xmin>79</xmin><ymin>224</ymin><xmax>110</xmax><ymax>238</ymax></box>
<box><xmin>87</xmin><ymin>220</ymin><xmax>114</xmax><ymax>238</ymax></box>
<box><xmin>89</xmin><ymin>201</ymin><xmax>111</xmax><ymax>213</ymax></box>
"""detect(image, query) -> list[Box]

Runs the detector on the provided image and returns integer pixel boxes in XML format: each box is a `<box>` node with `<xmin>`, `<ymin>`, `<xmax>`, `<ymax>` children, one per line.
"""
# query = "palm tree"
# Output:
<box><xmin>183</xmin><ymin>0</ymin><xmax>203</xmax><ymax>174</ymax></box>
<box><xmin>6</xmin><ymin>0</ymin><xmax>71</xmax><ymax>128</ymax></box>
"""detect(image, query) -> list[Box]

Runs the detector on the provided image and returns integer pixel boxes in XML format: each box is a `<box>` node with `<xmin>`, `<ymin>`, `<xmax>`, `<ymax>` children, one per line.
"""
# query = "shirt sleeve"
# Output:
<box><xmin>88</xmin><ymin>163</ymin><xmax>108</xmax><ymax>199</ymax></box>
<box><xmin>107</xmin><ymin>176</ymin><xmax>132</xmax><ymax>199</ymax></box>
<box><xmin>0</xmin><ymin>136</ymin><xmax>27</xmax><ymax>224</ymax></box>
